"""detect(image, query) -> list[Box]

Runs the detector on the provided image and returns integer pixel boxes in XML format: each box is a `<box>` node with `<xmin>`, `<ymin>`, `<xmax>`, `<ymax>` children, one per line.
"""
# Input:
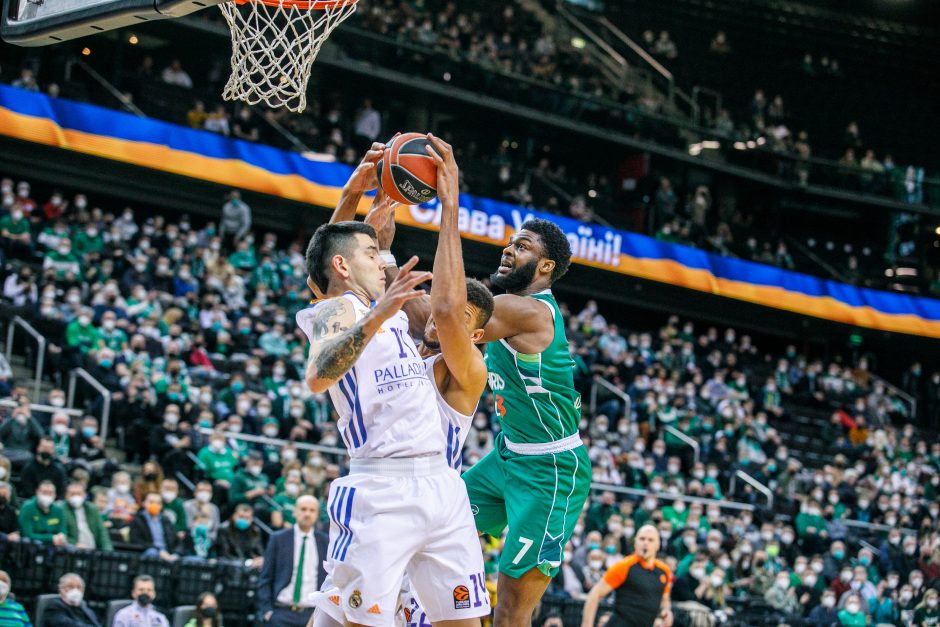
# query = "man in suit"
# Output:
<box><xmin>128</xmin><ymin>492</ymin><xmax>179</xmax><ymax>560</ymax></box>
<box><xmin>257</xmin><ymin>495</ymin><xmax>327</xmax><ymax>626</ymax></box>
<box><xmin>43</xmin><ymin>572</ymin><xmax>102</xmax><ymax>627</ymax></box>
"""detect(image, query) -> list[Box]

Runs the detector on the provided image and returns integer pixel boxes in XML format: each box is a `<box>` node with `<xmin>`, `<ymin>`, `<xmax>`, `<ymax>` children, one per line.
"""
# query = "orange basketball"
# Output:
<box><xmin>376</xmin><ymin>132</ymin><xmax>441</xmax><ymax>205</ymax></box>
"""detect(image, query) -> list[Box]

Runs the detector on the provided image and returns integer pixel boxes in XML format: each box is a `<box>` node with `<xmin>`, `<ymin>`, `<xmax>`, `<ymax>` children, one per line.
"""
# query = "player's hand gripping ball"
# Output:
<box><xmin>377</xmin><ymin>132</ymin><xmax>442</xmax><ymax>205</ymax></box>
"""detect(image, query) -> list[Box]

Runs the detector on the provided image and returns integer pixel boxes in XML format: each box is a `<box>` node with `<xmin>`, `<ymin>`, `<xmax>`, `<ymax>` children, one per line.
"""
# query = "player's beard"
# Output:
<box><xmin>422</xmin><ymin>336</ymin><xmax>441</xmax><ymax>352</ymax></box>
<box><xmin>490</xmin><ymin>258</ymin><xmax>538</xmax><ymax>293</ymax></box>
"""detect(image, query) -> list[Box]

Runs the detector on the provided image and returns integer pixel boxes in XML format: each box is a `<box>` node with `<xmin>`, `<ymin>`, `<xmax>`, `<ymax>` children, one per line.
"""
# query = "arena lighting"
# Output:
<box><xmin>442</xmin><ymin>72</ymin><xmax>451</xmax><ymax>81</ymax></box>
<box><xmin>571</xmin><ymin>36</ymin><xmax>587</xmax><ymax>49</ymax></box>
<box><xmin>934</xmin><ymin>226</ymin><xmax>940</xmax><ymax>235</ymax></box>
<box><xmin>885</xmin><ymin>269</ymin><xmax>895</xmax><ymax>277</ymax></box>
<box><xmin>81</xmin><ymin>47</ymin><xmax>91</xmax><ymax>55</ymax></box>
<box><xmin>128</xmin><ymin>34</ymin><xmax>138</xmax><ymax>44</ymax></box>
<box><xmin>733</xmin><ymin>142</ymin><xmax>747</xmax><ymax>150</ymax></box>
<box><xmin>756</xmin><ymin>137</ymin><xmax>766</xmax><ymax>145</ymax></box>
<box><xmin>746</xmin><ymin>140</ymin><xmax>756</xmax><ymax>149</ymax></box>
<box><xmin>588</xmin><ymin>189</ymin><xmax>597</xmax><ymax>198</ymax></box>
<box><xmin>896</xmin><ymin>267</ymin><xmax>918</xmax><ymax>277</ymax></box>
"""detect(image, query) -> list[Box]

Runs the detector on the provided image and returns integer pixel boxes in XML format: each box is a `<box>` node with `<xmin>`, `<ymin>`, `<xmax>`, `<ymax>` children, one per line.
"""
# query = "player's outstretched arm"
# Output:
<box><xmin>425</xmin><ymin>134</ymin><xmax>486</xmax><ymax>396</ymax></box>
<box><xmin>329</xmin><ymin>141</ymin><xmax>386</xmax><ymax>224</ymax></box>
<box><xmin>303</xmin><ymin>258</ymin><xmax>431</xmax><ymax>393</ymax></box>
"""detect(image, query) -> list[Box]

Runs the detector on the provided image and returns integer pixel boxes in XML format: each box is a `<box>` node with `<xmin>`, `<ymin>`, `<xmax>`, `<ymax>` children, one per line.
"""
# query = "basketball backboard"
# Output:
<box><xmin>1</xmin><ymin>0</ymin><xmax>224</xmax><ymax>45</ymax></box>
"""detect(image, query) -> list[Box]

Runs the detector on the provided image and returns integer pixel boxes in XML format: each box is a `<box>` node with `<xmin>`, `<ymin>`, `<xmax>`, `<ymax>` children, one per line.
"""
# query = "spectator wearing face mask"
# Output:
<box><xmin>838</xmin><ymin>593</ymin><xmax>867</xmax><ymax>626</ymax></box>
<box><xmin>0</xmin><ymin>405</ymin><xmax>43</xmax><ymax>458</ymax></box>
<box><xmin>197</xmin><ymin>433</ymin><xmax>239</xmax><ymax>489</ymax></box>
<box><xmin>184</xmin><ymin>481</ymin><xmax>221</xmax><ymax>539</ymax></box>
<box><xmin>159</xmin><ymin>478</ymin><xmax>188</xmax><ymax>536</ymax></box>
<box><xmin>184</xmin><ymin>592</ymin><xmax>222</xmax><ymax>627</ymax></box>
<box><xmin>64</xmin><ymin>307</ymin><xmax>99</xmax><ymax>355</ymax></box>
<box><xmin>808</xmin><ymin>591</ymin><xmax>840</xmax><ymax>627</ymax></box>
<box><xmin>913</xmin><ymin>589</ymin><xmax>940</xmax><ymax>626</ymax></box>
<box><xmin>18</xmin><ymin>480</ymin><xmax>68</xmax><ymax>545</ymax></box>
<box><xmin>215</xmin><ymin>503</ymin><xmax>264</xmax><ymax>568</ymax></box>
<box><xmin>62</xmin><ymin>482</ymin><xmax>111</xmax><ymax>550</ymax></box>
<box><xmin>129</xmin><ymin>492</ymin><xmax>180</xmax><ymax>561</ymax></box>
<box><xmin>112</xmin><ymin>575</ymin><xmax>169</xmax><ymax>627</ymax></box>
<box><xmin>44</xmin><ymin>573</ymin><xmax>101</xmax><ymax>627</ymax></box>
<box><xmin>18</xmin><ymin>437</ymin><xmax>67</xmax><ymax>497</ymax></box>
<box><xmin>270</xmin><ymin>474</ymin><xmax>304</xmax><ymax>529</ymax></box>
<box><xmin>764</xmin><ymin>570</ymin><xmax>800</xmax><ymax>614</ymax></box>
<box><xmin>229</xmin><ymin>450</ymin><xmax>270</xmax><ymax>510</ymax></box>
<box><xmin>0</xmin><ymin>203</ymin><xmax>33</xmax><ymax>260</ymax></box>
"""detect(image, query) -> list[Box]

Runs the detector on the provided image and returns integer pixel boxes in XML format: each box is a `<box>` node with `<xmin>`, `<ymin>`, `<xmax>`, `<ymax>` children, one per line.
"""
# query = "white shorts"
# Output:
<box><xmin>310</xmin><ymin>455</ymin><xmax>489</xmax><ymax>627</ymax></box>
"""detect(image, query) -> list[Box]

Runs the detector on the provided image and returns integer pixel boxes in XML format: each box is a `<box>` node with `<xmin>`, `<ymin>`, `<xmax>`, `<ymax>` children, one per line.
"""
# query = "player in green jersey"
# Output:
<box><xmin>464</xmin><ymin>218</ymin><xmax>591</xmax><ymax>627</ymax></box>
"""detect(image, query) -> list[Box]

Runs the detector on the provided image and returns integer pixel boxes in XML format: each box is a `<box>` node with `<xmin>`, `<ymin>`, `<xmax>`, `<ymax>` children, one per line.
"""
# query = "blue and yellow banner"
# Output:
<box><xmin>2</xmin><ymin>84</ymin><xmax>940</xmax><ymax>338</ymax></box>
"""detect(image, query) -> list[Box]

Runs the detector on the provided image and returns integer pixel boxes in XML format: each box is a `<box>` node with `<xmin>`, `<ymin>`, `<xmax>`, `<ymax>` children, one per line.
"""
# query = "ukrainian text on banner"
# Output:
<box><xmin>1</xmin><ymin>84</ymin><xmax>939</xmax><ymax>338</ymax></box>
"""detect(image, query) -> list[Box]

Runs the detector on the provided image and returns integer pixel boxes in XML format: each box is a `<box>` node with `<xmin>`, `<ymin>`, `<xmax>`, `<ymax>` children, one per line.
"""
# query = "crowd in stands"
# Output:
<box><xmin>0</xmin><ymin>172</ymin><xmax>937</xmax><ymax>625</ymax></box>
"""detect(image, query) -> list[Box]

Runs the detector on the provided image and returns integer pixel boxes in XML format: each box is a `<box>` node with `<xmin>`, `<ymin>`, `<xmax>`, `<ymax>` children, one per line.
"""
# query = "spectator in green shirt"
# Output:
<box><xmin>837</xmin><ymin>594</ymin><xmax>868</xmax><ymax>626</ymax></box>
<box><xmin>72</xmin><ymin>223</ymin><xmax>105</xmax><ymax>257</ymax></box>
<box><xmin>160</xmin><ymin>478</ymin><xmax>189</xmax><ymax>534</ymax></box>
<box><xmin>42</xmin><ymin>238</ymin><xmax>82</xmax><ymax>280</ymax></box>
<box><xmin>65</xmin><ymin>308</ymin><xmax>100</xmax><ymax>354</ymax></box>
<box><xmin>0</xmin><ymin>569</ymin><xmax>31</xmax><ymax>627</ymax></box>
<box><xmin>227</xmin><ymin>240</ymin><xmax>256</xmax><ymax>270</ymax></box>
<box><xmin>258</xmin><ymin>324</ymin><xmax>290</xmax><ymax>358</ymax></box>
<box><xmin>18</xmin><ymin>481</ymin><xmax>67</xmax><ymax>545</ymax></box>
<box><xmin>0</xmin><ymin>206</ymin><xmax>31</xmax><ymax>260</ymax></box>
<box><xmin>229</xmin><ymin>451</ymin><xmax>270</xmax><ymax>508</ymax></box>
<box><xmin>96</xmin><ymin>311</ymin><xmax>128</xmax><ymax>352</ymax></box>
<box><xmin>196</xmin><ymin>433</ymin><xmax>239</xmax><ymax>487</ymax></box>
<box><xmin>795</xmin><ymin>499</ymin><xmax>828</xmax><ymax>552</ymax></box>
<box><xmin>270</xmin><ymin>477</ymin><xmax>303</xmax><ymax>529</ymax></box>
<box><xmin>913</xmin><ymin>589</ymin><xmax>940</xmax><ymax>627</ymax></box>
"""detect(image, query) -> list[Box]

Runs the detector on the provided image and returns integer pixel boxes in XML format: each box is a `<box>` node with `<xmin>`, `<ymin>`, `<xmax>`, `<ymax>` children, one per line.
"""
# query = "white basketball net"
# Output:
<box><xmin>220</xmin><ymin>0</ymin><xmax>357</xmax><ymax>113</ymax></box>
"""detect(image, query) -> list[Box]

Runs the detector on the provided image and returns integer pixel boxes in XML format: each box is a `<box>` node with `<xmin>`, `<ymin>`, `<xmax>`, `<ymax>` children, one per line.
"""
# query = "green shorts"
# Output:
<box><xmin>462</xmin><ymin>434</ymin><xmax>591</xmax><ymax>579</ymax></box>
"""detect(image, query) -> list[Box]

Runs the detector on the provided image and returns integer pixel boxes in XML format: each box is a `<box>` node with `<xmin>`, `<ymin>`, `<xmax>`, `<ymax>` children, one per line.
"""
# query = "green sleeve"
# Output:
<box><xmin>90</xmin><ymin>505</ymin><xmax>113</xmax><ymax>550</ymax></box>
<box><xmin>65</xmin><ymin>323</ymin><xmax>82</xmax><ymax>348</ymax></box>
<box><xmin>18</xmin><ymin>503</ymin><xmax>53</xmax><ymax>542</ymax></box>
<box><xmin>229</xmin><ymin>472</ymin><xmax>249</xmax><ymax>505</ymax></box>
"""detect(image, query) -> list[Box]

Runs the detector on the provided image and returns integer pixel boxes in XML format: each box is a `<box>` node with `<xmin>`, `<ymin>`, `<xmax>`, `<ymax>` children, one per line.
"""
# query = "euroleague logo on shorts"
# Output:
<box><xmin>453</xmin><ymin>585</ymin><xmax>471</xmax><ymax>609</ymax></box>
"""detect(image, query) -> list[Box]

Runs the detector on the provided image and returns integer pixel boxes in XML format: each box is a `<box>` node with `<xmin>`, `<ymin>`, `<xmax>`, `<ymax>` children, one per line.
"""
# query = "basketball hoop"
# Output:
<box><xmin>219</xmin><ymin>0</ymin><xmax>357</xmax><ymax>113</ymax></box>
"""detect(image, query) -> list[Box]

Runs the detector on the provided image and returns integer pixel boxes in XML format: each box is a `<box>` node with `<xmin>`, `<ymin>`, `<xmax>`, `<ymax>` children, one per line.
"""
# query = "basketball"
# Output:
<box><xmin>376</xmin><ymin>132</ymin><xmax>441</xmax><ymax>205</ymax></box>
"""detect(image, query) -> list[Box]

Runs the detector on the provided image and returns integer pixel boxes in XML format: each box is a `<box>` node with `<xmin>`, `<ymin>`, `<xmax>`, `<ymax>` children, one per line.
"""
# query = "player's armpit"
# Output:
<box><xmin>481</xmin><ymin>293</ymin><xmax>553</xmax><ymax>343</ymax></box>
<box><xmin>303</xmin><ymin>298</ymin><xmax>365</xmax><ymax>393</ymax></box>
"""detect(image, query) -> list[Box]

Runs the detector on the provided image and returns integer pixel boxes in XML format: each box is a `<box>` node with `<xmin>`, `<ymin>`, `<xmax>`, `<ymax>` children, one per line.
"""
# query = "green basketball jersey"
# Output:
<box><xmin>484</xmin><ymin>290</ymin><xmax>581</xmax><ymax>445</ymax></box>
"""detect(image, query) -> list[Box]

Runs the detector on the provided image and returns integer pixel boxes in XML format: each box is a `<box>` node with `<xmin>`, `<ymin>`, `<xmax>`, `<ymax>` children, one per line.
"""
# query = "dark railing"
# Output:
<box><xmin>0</xmin><ymin>540</ymin><xmax>258</xmax><ymax>626</ymax></box>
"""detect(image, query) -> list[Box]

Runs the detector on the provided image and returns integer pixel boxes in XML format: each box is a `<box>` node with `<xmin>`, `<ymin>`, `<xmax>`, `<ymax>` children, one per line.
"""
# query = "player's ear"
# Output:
<box><xmin>539</xmin><ymin>258</ymin><xmax>556</xmax><ymax>277</ymax></box>
<box><xmin>470</xmin><ymin>328</ymin><xmax>486</xmax><ymax>344</ymax></box>
<box><xmin>330</xmin><ymin>254</ymin><xmax>350</xmax><ymax>280</ymax></box>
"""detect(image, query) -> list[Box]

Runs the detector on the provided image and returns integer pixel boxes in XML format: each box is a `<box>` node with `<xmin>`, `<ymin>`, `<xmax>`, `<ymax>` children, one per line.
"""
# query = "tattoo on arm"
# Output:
<box><xmin>315</xmin><ymin>325</ymin><xmax>367</xmax><ymax>380</ymax></box>
<box><xmin>305</xmin><ymin>298</ymin><xmax>369</xmax><ymax>382</ymax></box>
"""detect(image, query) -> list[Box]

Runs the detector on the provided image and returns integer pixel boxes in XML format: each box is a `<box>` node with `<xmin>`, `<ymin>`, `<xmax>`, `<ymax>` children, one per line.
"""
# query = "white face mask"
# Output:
<box><xmin>196</xmin><ymin>491</ymin><xmax>212</xmax><ymax>503</ymax></box>
<box><xmin>37</xmin><ymin>494</ymin><xmax>55</xmax><ymax>509</ymax></box>
<box><xmin>710</xmin><ymin>575</ymin><xmax>723</xmax><ymax>587</ymax></box>
<box><xmin>822</xmin><ymin>597</ymin><xmax>835</xmax><ymax>608</ymax></box>
<box><xmin>65</xmin><ymin>588</ymin><xmax>84</xmax><ymax>606</ymax></box>
<box><xmin>589</xmin><ymin>560</ymin><xmax>603</xmax><ymax>570</ymax></box>
<box><xmin>67</xmin><ymin>496</ymin><xmax>85</xmax><ymax>509</ymax></box>
<box><xmin>845</xmin><ymin>603</ymin><xmax>859</xmax><ymax>614</ymax></box>
<box><xmin>161</xmin><ymin>491</ymin><xmax>177</xmax><ymax>503</ymax></box>
<box><xmin>0</xmin><ymin>581</ymin><xmax>9</xmax><ymax>598</ymax></box>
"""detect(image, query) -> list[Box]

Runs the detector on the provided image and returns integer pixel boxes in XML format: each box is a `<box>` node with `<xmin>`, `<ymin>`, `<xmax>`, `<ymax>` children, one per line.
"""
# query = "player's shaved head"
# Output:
<box><xmin>635</xmin><ymin>524</ymin><xmax>661</xmax><ymax>561</ymax></box>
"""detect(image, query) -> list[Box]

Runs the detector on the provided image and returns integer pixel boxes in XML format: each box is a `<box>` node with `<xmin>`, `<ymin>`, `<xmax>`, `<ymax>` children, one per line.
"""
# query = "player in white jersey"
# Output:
<box><xmin>298</xmin><ymin>137</ymin><xmax>490</xmax><ymax>627</ymax></box>
<box><xmin>306</xmin><ymin>137</ymin><xmax>494</xmax><ymax>627</ymax></box>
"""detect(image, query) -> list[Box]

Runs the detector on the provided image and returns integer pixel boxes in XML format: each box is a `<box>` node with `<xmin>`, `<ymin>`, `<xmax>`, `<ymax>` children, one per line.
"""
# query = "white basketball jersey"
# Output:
<box><xmin>296</xmin><ymin>293</ymin><xmax>446</xmax><ymax>459</ymax></box>
<box><xmin>423</xmin><ymin>354</ymin><xmax>477</xmax><ymax>470</ymax></box>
